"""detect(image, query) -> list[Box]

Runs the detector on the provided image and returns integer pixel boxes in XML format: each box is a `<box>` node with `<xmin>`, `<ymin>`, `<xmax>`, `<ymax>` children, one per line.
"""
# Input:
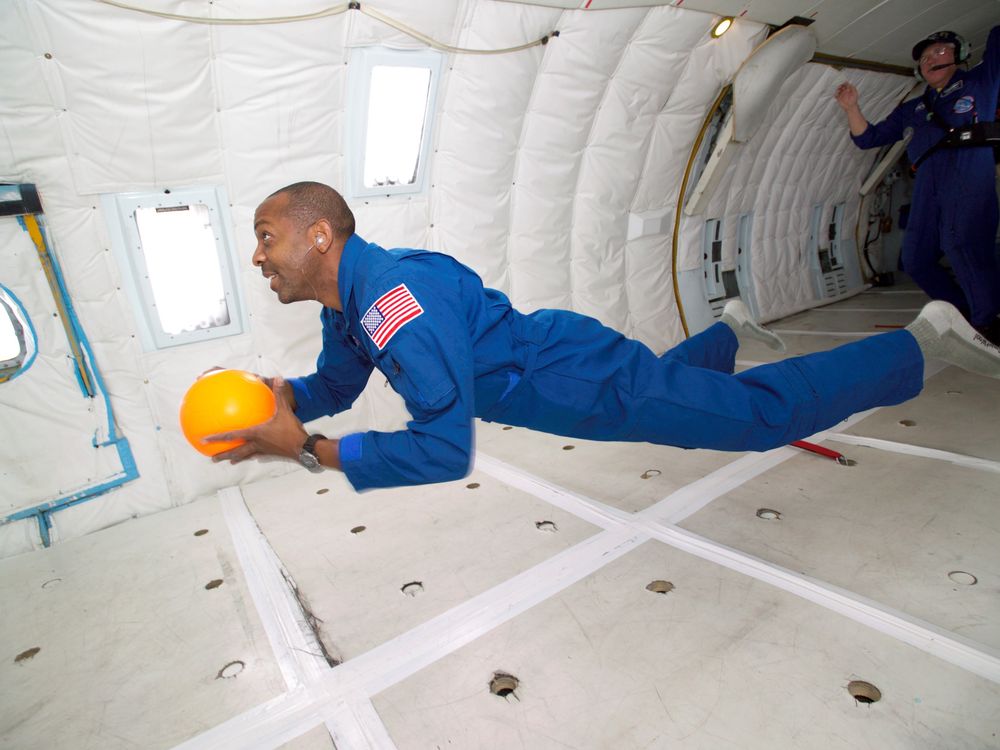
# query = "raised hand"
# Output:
<box><xmin>834</xmin><ymin>82</ymin><xmax>859</xmax><ymax>111</ymax></box>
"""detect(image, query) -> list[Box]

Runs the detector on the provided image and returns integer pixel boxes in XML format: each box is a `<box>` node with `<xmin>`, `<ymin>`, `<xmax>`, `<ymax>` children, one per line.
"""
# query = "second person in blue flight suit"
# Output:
<box><xmin>835</xmin><ymin>27</ymin><xmax>1000</xmax><ymax>342</ymax></box>
<box><xmin>209</xmin><ymin>182</ymin><xmax>1000</xmax><ymax>491</ymax></box>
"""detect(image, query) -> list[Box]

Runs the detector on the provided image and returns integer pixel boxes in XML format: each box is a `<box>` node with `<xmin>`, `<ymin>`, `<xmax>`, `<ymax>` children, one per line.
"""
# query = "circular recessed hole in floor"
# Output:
<box><xmin>646</xmin><ymin>580</ymin><xmax>675</xmax><ymax>594</ymax></box>
<box><xmin>217</xmin><ymin>660</ymin><xmax>245</xmax><ymax>679</ymax></box>
<box><xmin>193</xmin><ymin>529</ymin><xmax>209</xmax><ymax>537</ymax></box>
<box><xmin>641</xmin><ymin>469</ymin><xmax>662</xmax><ymax>479</ymax></box>
<box><xmin>948</xmin><ymin>570</ymin><xmax>977</xmax><ymax>586</ymax></box>
<box><xmin>502</xmin><ymin>426</ymin><xmax>513</xmax><ymax>431</ymax></box>
<box><xmin>899</xmin><ymin>419</ymin><xmax>916</xmax><ymax>427</ymax></box>
<box><xmin>205</xmin><ymin>579</ymin><xmax>224</xmax><ymax>590</ymax></box>
<box><xmin>562</xmin><ymin>445</ymin><xmax>575</xmax><ymax>451</ymax></box>
<box><xmin>847</xmin><ymin>680</ymin><xmax>881</xmax><ymax>705</ymax></box>
<box><xmin>756</xmin><ymin>508</ymin><xmax>782</xmax><ymax>520</ymax></box>
<box><xmin>401</xmin><ymin>581</ymin><xmax>424</xmax><ymax>597</ymax></box>
<box><xmin>350</xmin><ymin>525</ymin><xmax>366</xmax><ymax>534</ymax></box>
<box><xmin>41</xmin><ymin>578</ymin><xmax>62</xmax><ymax>590</ymax></box>
<box><xmin>490</xmin><ymin>671</ymin><xmax>520</xmax><ymax>699</ymax></box>
<box><xmin>946</xmin><ymin>390</ymin><xmax>962</xmax><ymax>396</ymax></box>
<box><xmin>316</xmin><ymin>488</ymin><xmax>329</xmax><ymax>495</ymax></box>
<box><xmin>839</xmin><ymin>458</ymin><xmax>858</xmax><ymax>467</ymax></box>
<box><xmin>466</xmin><ymin>482</ymin><xmax>480</xmax><ymax>489</ymax></box>
<box><xmin>14</xmin><ymin>647</ymin><xmax>40</xmax><ymax>663</ymax></box>
<box><xmin>535</xmin><ymin>520</ymin><xmax>558</xmax><ymax>533</ymax></box>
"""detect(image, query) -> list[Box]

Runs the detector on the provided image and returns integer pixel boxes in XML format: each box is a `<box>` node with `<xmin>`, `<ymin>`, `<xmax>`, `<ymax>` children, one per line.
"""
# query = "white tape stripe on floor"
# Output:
<box><xmin>325</xmin><ymin>699</ymin><xmax>399</xmax><ymax>750</ymax></box>
<box><xmin>219</xmin><ymin>487</ymin><xmax>329</xmax><ymax>689</ymax></box>
<box><xmin>172</xmin><ymin>686</ymin><xmax>326</xmax><ymax>750</ymax></box>
<box><xmin>474</xmin><ymin>457</ymin><xmax>1000</xmax><ymax>686</ymax></box>
<box><xmin>642</xmin><ymin>446</ymin><xmax>800</xmax><ymax>524</ymax></box>
<box><xmin>636</xmin><ymin>522</ymin><xmax>1000</xmax><ymax>685</ymax></box>
<box><xmin>336</xmin><ymin>527</ymin><xmax>645</xmax><ymax>696</ymax></box>
<box><xmin>437</xmin><ymin>455</ymin><xmax>1000</xmax><ymax>687</ymax></box>
<box><xmin>174</xmin><ymin>526</ymin><xmax>645</xmax><ymax>750</ymax></box>
<box><xmin>474</xmin><ymin>452</ymin><xmax>631</xmax><ymax>528</ymax></box>
<box><xmin>218</xmin><ymin>487</ymin><xmax>371</xmax><ymax>748</ymax></box>
<box><xmin>825</xmin><ymin>433</ymin><xmax>1000</xmax><ymax>473</ymax></box>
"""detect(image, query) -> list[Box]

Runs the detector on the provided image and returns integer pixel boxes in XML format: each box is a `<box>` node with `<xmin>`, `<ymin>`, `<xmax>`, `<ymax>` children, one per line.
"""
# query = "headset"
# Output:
<box><xmin>912</xmin><ymin>30</ymin><xmax>970</xmax><ymax>80</ymax></box>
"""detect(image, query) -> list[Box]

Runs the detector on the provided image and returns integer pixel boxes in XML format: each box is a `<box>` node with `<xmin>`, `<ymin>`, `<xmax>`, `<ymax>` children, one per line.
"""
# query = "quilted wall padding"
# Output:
<box><xmin>678</xmin><ymin>61</ymin><xmax>913</xmax><ymax>322</ymax></box>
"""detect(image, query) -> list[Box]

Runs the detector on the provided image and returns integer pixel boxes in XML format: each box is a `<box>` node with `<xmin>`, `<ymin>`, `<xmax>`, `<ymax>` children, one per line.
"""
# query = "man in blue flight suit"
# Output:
<box><xmin>835</xmin><ymin>27</ymin><xmax>1000</xmax><ymax>342</ymax></box>
<box><xmin>209</xmin><ymin>182</ymin><xmax>1000</xmax><ymax>490</ymax></box>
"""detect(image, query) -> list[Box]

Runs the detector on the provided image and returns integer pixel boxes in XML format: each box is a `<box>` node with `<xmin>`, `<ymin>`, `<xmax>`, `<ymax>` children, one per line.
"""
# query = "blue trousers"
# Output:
<box><xmin>486</xmin><ymin>313</ymin><xmax>924</xmax><ymax>452</ymax></box>
<box><xmin>904</xmin><ymin>150</ymin><xmax>1000</xmax><ymax>328</ymax></box>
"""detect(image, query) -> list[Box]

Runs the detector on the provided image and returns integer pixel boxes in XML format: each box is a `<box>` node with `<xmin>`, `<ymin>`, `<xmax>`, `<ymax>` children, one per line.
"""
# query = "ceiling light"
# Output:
<box><xmin>711</xmin><ymin>17</ymin><xmax>733</xmax><ymax>38</ymax></box>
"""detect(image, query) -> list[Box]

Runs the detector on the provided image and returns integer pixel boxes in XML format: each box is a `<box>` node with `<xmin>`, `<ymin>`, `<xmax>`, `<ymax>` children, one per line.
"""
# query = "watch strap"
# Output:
<box><xmin>302</xmin><ymin>433</ymin><xmax>326</xmax><ymax>456</ymax></box>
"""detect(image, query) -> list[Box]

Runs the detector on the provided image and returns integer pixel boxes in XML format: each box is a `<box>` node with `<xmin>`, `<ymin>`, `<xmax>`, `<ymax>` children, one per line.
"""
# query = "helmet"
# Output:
<box><xmin>911</xmin><ymin>30</ymin><xmax>970</xmax><ymax>64</ymax></box>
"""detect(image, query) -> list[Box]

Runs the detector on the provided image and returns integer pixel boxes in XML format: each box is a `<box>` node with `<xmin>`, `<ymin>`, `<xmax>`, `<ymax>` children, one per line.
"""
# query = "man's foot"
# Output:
<box><xmin>721</xmin><ymin>299</ymin><xmax>786</xmax><ymax>353</ymax></box>
<box><xmin>907</xmin><ymin>301</ymin><xmax>1000</xmax><ymax>379</ymax></box>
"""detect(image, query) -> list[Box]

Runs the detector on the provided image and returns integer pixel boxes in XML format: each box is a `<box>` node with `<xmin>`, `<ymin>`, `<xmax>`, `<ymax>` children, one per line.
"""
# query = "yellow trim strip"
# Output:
<box><xmin>671</xmin><ymin>84</ymin><xmax>731</xmax><ymax>339</ymax></box>
<box><xmin>23</xmin><ymin>214</ymin><xmax>95</xmax><ymax>397</ymax></box>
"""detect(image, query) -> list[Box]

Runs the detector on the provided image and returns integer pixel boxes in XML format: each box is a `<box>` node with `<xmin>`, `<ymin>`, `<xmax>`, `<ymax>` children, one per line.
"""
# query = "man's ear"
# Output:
<box><xmin>309</xmin><ymin>218</ymin><xmax>335</xmax><ymax>253</ymax></box>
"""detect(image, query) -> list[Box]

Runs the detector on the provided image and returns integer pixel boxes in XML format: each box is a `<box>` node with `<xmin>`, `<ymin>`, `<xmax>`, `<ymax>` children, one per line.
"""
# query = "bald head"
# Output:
<box><xmin>266</xmin><ymin>181</ymin><xmax>356</xmax><ymax>242</ymax></box>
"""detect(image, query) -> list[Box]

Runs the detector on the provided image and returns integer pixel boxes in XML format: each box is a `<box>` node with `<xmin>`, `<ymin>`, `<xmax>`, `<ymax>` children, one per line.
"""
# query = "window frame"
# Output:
<box><xmin>101</xmin><ymin>186</ymin><xmax>246</xmax><ymax>351</ymax></box>
<box><xmin>345</xmin><ymin>46</ymin><xmax>443</xmax><ymax>200</ymax></box>
<box><xmin>0</xmin><ymin>284</ymin><xmax>36</xmax><ymax>382</ymax></box>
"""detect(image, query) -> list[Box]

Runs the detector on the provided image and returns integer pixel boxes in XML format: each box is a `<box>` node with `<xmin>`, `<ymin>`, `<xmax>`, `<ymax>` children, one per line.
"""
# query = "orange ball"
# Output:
<box><xmin>179</xmin><ymin>369</ymin><xmax>276</xmax><ymax>456</ymax></box>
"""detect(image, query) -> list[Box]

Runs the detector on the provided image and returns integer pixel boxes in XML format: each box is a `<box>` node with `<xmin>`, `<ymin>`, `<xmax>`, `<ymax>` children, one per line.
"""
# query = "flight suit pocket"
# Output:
<box><xmin>381</xmin><ymin>351</ymin><xmax>456</xmax><ymax>411</ymax></box>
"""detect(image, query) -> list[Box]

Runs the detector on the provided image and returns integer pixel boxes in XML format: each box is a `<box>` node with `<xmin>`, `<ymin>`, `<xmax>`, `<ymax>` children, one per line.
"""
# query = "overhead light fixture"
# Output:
<box><xmin>711</xmin><ymin>17</ymin><xmax>733</xmax><ymax>38</ymax></box>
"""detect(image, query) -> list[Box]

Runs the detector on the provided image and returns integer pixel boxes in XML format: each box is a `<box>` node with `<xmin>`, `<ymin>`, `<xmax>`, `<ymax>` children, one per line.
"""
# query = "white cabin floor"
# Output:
<box><xmin>4</xmin><ymin>284</ymin><xmax>1000</xmax><ymax>749</ymax></box>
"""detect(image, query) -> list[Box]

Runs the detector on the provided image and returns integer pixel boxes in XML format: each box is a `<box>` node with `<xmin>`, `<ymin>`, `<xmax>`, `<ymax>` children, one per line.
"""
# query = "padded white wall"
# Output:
<box><xmin>1</xmin><ymin>0</ymin><xmax>901</xmax><ymax>556</ymax></box>
<box><xmin>678</xmin><ymin>62</ymin><xmax>912</xmax><ymax>322</ymax></box>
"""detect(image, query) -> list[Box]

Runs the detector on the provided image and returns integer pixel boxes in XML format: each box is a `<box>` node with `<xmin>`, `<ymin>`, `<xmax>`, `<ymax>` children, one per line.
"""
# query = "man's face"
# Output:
<box><xmin>919</xmin><ymin>42</ymin><xmax>956</xmax><ymax>87</ymax></box>
<box><xmin>252</xmin><ymin>194</ymin><xmax>318</xmax><ymax>304</ymax></box>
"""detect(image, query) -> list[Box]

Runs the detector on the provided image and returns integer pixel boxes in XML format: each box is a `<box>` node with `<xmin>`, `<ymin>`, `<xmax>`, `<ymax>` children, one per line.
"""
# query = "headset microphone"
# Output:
<box><xmin>930</xmin><ymin>62</ymin><xmax>956</xmax><ymax>71</ymax></box>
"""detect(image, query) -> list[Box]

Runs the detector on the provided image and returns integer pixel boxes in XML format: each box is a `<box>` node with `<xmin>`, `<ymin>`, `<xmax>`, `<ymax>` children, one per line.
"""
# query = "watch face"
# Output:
<box><xmin>298</xmin><ymin>449</ymin><xmax>321</xmax><ymax>471</ymax></box>
<box><xmin>299</xmin><ymin>434</ymin><xmax>326</xmax><ymax>473</ymax></box>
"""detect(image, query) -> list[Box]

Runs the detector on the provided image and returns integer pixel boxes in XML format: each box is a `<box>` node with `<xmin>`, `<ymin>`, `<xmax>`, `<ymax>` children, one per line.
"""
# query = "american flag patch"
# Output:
<box><xmin>360</xmin><ymin>283</ymin><xmax>424</xmax><ymax>350</ymax></box>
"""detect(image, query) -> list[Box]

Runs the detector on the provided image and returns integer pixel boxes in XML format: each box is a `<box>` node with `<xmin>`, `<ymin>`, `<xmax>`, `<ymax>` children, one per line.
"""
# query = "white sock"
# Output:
<box><xmin>906</xmin><ymin>301</ymin><xmax>1000</xmax><ymax>379</ymax></box>
<box><xmin>721</xmin><ymin>300</ymin><xmax>786</xmax><ymax>353</ymax></box>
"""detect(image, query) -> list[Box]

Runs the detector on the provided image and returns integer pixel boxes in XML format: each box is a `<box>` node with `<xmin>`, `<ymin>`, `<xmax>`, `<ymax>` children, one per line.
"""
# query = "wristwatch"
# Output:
<box><xmin>298</xmin><ymin>433</ymin><xmax>326</xmax><ymax>473</ymax></box>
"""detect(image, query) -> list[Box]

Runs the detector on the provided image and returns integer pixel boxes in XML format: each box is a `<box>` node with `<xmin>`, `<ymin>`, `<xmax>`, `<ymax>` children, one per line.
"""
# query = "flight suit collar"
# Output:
<box><xmin>337</xmin><ymin>233</ymin><xmax>368</xmax><ymax>314</ymax></box>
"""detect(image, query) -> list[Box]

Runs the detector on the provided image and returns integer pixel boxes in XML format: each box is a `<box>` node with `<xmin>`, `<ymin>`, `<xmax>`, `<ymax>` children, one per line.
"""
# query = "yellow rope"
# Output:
<box><xmin>671</xmin><ymin>85</ymin><xmax>732</xmax><ymax>339</ymax></box>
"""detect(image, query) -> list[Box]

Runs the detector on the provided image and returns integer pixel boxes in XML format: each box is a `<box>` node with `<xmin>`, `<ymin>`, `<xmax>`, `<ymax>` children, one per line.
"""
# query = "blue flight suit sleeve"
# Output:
<box><xmin>981</xmin><ymin>25</ymin><xmax>1000</xmax><ymax>89</ymax></box>
<box><xmin>288</xmin><ymin>308</ymin><xmax>374</xmax><ymax>424</ymax></box>
<box><xmin>338</xmin><ymin>274</ymin><xmax>476</xmax><ymax>491</ymax></box>
<box><xmin>850</xmin><ymin>99</ymin><xmax>916</xmax><ymax>150</ymax></box>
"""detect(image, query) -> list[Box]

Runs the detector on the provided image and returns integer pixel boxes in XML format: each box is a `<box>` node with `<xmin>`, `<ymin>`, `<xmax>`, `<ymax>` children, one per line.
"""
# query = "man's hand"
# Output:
<box><xmin>834</xmin><ymin>81</ymin><xmax>859</xmax><ymax>111</ymax></box>
<box><xmin>834</xmin><ymin>81</ymin><xmax>869</xmax><ymax>137</ymax></box>
<box><xmin>207</xmin><ymin>377</ymin><xmax>307</xmax><ymax>464</ymax></box>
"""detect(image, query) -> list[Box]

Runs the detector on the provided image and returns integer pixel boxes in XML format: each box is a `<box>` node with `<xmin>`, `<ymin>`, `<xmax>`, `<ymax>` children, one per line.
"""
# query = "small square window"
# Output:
<box><xmin>102</xmin><ymin>186</ymin><xmax>245</xmax><ymax>350</ymax></box>
<box><xmin>346</xmin><ymin>47</ymin><xmax>443</xmax><ymax>199</ymax></box>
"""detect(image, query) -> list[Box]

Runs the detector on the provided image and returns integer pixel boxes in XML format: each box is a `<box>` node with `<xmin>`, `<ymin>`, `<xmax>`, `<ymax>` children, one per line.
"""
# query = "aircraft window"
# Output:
<box><xmin>0</xmin><ymin>286</ymin><xmax>34</xmax><ymax>382</ymax></box>
<box><xmin>134</xmin><ymin>204</ymin><xmax>230</xmax><ymax>335</ymax></box>
<box><xmin>346</xmin><ymin>47</ymin><xmax>443</xmax><ymax>199</ymax></box>
<box><xmin>101</xmin><ymin>186</ymin><xmax>245</xmax><ymax>350</ymax></box>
